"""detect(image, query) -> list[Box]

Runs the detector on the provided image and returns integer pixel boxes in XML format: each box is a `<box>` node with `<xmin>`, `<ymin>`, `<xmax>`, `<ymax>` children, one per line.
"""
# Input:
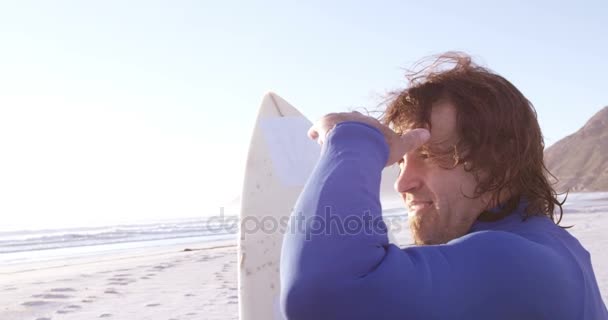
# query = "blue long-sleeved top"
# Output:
<box><xmin>280</xmin><ymin>122</ymin><xmax>608</xmax><ymax>319</ymax></box>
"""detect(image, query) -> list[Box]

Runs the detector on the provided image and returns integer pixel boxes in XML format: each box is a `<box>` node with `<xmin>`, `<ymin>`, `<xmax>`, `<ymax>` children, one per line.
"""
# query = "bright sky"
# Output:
<box><xmin>1</xmin><ymin>1</ymin><xmax>606</xmax><ymax>229</ymax></box>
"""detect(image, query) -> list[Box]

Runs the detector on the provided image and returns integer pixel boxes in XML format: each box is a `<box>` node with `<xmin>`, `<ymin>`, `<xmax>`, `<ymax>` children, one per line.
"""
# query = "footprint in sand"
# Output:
<box><xmin>50</xmin><ymin>287</ymin><xmax>76</xmax><ymax>292</ymax></box>
<box><xmin>21</xmin><ymin>301</ymin><xmax>49</xmax><ymax>307</ymax></box>
<box><xmin>106</xmin><ymin>282</ymin><xmax>131</xmax><ymax>286</ymax></box>
<box><xmin>151</xmin><ymin>264</ymin><xmax>173</xmax><ymax>271</ymax></box>
<box><xmin>56</xmin><ymin>304</ymin><xmax>82</xmax><ymax>314</ymax></box>
<box><xmin>106</xmin><ymin>277</ymin><xmax>136</xmax><ymax>286</ymax></box>
<box><xmin>32</xmin><ymin>293</ymin><xmax>72</xmax><ymax>299</ymax></box>
<box><xmin>108</xmin><ymin>277</ymin><xmax>133</xmax><ymax>282</ymax></box>
<box><xmin>104</xmin><ymin>288</ymin><xmax>120</xmax><ymax>295</ymax></box>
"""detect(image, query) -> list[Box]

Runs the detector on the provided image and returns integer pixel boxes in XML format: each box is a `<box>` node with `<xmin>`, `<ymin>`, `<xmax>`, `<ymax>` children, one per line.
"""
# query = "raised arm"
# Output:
<box><xmin>279</xmin><ymin>121</ymin><xmax>580</xmax><ymax>320</ymax></box>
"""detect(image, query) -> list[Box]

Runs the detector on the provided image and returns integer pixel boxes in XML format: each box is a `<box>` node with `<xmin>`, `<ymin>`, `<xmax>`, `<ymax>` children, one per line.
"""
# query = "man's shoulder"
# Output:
<box><xmin>464</xmin><ymin>213</ymin><xmax>574</xmax><ymax>249</ymax></box>
<box><xmin>453</xmin><ymin>229</ymin><xmax>532</xmax><ymax>245</ymax></box>
<box><xmin>447</xmin><ymin>228</ymin><xmax>566</xmax><ymax>260</ymax></box>
<box><xmin>447</xmin><ymin>227</ymin><xmax>586</xmax><ymax>277</ymax></box>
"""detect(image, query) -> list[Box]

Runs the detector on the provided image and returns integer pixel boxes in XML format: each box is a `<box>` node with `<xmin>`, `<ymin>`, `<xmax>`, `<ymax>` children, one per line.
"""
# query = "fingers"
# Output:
<box><xmin>307</xmin><ymin>125</ymin><xmax>319</xmax><ymax>141</ymax></box>
<box><xmin>307</xmin><ymin>112</ymin><xmax>346</xmax><ymax>145</ymax></box>
<box><xmin>400</xmin><ymin>128</ymin><xmax>431</xmax><ymax>151</ymax></box>
<box><xmin>307</xmin><ymin>111</ymin><xmax>380</xmax><ymax>145</ymax></box>
<box><xmin>386</xmin><ymin>128</ymin><xmax>431</xmax><ymax>166</ymax></box>
<box><xmin>307</xmin><ymin>122</ymin><xmax>331</xmax><ymax>145</ymax></box>
<box><xmin>309</xmin><ymin>112</ymin><xmax>431</xmax><ymax>167</ymax></box>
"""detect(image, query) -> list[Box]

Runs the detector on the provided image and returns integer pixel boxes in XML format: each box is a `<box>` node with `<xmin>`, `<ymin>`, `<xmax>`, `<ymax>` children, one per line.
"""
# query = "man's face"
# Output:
<box><xmin>395</xmin><ymin>101</ymin><xmax>488</xmax><ymax>245</ymax></box>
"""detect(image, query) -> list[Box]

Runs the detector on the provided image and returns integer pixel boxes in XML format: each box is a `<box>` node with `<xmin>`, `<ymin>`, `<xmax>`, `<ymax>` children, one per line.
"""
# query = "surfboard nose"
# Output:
<box><xmin>258</xmin><ymin>92</ymin><xmax>304</xmax><ymax>118</ymax></box>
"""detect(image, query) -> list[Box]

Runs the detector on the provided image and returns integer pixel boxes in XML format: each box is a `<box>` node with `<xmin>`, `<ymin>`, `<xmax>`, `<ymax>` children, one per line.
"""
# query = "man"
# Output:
<box><xmin>279</xmin><ymin>52</ymin><xmax>608</xmax><ymax>319</ymax></box>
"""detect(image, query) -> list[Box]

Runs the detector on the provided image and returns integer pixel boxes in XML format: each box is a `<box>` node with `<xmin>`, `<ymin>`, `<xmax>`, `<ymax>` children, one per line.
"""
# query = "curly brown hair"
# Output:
<box><xmin>382</xmin><ymin>52</ymin><xmax>565</xmax><ymax>224</ymax></box>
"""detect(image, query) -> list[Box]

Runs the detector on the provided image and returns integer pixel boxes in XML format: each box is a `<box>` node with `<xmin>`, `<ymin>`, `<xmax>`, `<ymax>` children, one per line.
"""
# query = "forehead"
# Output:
<box><xmin>428</xmin><ymin>100</ymin><xmax>459</xmax><ymax>145</ymax></box>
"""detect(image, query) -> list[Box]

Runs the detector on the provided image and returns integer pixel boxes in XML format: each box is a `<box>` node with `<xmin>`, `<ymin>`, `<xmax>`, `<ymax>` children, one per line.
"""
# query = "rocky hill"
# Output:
<box><xmin>545</xmin><ymin>106</ymin><xmax>608</xmax><ymax>192</ymax></box>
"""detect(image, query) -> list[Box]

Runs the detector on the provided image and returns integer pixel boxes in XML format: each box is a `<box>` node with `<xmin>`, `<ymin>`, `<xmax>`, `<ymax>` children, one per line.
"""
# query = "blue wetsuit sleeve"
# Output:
<box><xmin>279</xmin><ymin>122</ymin><xmax>584</xmax><ymax>320</ymax></box>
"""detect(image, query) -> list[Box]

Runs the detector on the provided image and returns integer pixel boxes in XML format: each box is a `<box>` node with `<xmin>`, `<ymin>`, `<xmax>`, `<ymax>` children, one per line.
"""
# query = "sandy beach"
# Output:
<box><xmin>559</xmin><ymin>197</ymin><xmax>608</xmax><ymax>305</ymax></box>
<box><xmin>1</xmin><ymin>195</ymin><xmax>607</xmax><ymax>320</ymax></box>
<box><xmin>0</xmin><ymin>240</ymin><xmax>238</xmax><ymax>320</ymax></box>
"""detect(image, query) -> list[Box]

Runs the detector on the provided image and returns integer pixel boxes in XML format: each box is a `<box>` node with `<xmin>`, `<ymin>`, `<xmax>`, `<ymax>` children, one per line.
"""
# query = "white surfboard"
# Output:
<box><xmin>238</xmin><ymin>92</ymin><xmax>318</xmax><ymax>320</ymax></box>
<box><xmin>238</xmin><ymin>92</ymin><xmax>403</xmax><ymax>320</ymax></box>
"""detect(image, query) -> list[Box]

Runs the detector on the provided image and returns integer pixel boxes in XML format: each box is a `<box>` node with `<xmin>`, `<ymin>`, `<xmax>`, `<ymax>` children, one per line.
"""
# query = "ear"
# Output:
<box><xmin>480</xmin><ymin>192</ymin><xmax>494</xmax><ymax>209</ymax></box>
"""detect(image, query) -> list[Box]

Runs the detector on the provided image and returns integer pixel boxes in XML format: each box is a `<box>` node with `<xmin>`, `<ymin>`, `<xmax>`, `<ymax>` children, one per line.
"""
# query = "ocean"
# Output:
<box><xmin>0</xmin><ymin>216</ymin><xmax>238</xmax><ymax>266</ymax></box>
<box><xmin>2</xmin><ymin>192</ymin><xmax>604</xmax><ymax>267</ymax></box>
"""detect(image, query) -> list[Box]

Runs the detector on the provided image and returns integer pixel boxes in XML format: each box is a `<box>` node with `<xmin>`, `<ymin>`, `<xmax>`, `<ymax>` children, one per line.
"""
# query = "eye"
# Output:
<box><xmin>395</xmin><ymin>159</ymin><xmax>405</xmax><ymax>173</ymax></box>
<box><xmin>418</xmin><ymin>151</ymin><xmax>431</xmax><ymax>160</ymax></box>
<box><xmin>396</xmin><ymin>158</ymin><xmax>404</xmax><ymax>168</ymax></box>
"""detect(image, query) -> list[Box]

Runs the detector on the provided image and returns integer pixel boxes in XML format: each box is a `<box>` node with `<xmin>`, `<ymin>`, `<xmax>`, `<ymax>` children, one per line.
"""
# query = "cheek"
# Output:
<box><xmin>445</xmin><ymin>169</ymin><xmax>487</xmax><ymax>222</ymax></box>
<box><xmin>458</xmin><ymin>170</ymin><xmax>480</xmax><ymax>196</ymax></box>
<box><xmin>426</xmin><ymin>169</ymin><xmax>464</xmax><ymax>203</ymax></box>
<box><xmin>451</xmin><ymin>166</ymin><xmax>478</xmax><ymax>191</ymax></box>
<box><xmin>427</xmin><ymin>168</ymin><xmax>478</xmax><ymax>215</ymax></box>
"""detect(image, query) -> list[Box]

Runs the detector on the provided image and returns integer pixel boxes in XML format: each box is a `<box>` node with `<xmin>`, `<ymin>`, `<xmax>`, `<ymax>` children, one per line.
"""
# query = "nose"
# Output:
<box><xmin>394</xmin><ymin>155</ymin><xmax>423</xmax><ymax>194</ymax></box>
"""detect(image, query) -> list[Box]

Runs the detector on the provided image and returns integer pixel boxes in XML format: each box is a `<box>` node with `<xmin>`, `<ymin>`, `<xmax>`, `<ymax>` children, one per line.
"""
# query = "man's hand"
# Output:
<box><xmin>308</xmin><ymin>111</ymin><xmax>430</xmax><ymax>167</ymax></box>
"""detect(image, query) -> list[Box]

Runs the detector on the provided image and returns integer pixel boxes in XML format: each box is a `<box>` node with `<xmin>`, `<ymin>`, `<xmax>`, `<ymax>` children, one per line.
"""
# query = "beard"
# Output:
<box><xmin>408</xmin><ymin>209</ymin><xmax>475</xmax><ymax>245</ymax></box>
<box><xmin>409</xmin><ymin>211</ymin><xmax>445</xmax><ymax>245</ymax></box>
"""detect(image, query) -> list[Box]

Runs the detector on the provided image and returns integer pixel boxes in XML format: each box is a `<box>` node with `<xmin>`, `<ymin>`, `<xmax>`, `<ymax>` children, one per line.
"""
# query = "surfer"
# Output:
<box><xmin>280</xmin><ymin>52</ymin><xmax>608</xmax><ymax>319</ymax></box>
